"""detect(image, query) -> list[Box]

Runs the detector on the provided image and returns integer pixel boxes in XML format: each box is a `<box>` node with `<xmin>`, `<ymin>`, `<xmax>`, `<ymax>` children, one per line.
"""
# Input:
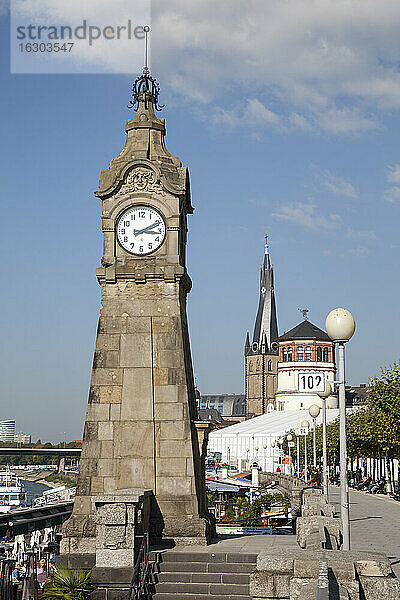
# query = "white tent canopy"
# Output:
<box><xmin>208</xmin><ymin>409</ymin><xmax>340</xmax><ymax>472</ymax></box>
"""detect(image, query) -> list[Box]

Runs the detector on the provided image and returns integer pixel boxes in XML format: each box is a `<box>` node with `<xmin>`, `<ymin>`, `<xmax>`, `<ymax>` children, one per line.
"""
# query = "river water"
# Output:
<box><xmin>22</xmin><ymin>480</ymin><xmax>50</xmax><ymax>506</ymax></box>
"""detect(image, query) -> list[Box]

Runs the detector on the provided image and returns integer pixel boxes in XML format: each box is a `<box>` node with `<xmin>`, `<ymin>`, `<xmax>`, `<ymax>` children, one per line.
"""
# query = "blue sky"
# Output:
<box><xmin>1</xmin><ymin>1</ymin><xmax>400</xmax><ymax>441</ymax></box>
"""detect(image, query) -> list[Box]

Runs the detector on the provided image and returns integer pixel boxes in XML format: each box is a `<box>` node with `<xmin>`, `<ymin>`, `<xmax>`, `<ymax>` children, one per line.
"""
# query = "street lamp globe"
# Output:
<box><xmin>325</xmin><ymin>308</ymin><xmax>355</xmax><ymax>342</ymax></box>
<box><xmin>301</xmin><ymin>420</ymin><xmax>310</xmax><ymax>429</ymax></box>
<box><xmin>287</xmin><ymin>434</ymin><xmax>293</xmax><ymax>441</ymax></box>
<box><xmin>318</xmin><ymin>381</ymin><xmax>332</xmax><ymax>400</ymax></box>
<box><xmin>255</xmin><ymin>446</ymin><xmax>259</xmax><ymax>452</ymax></box>
<box><xmin>263</xmin><ymin>443</ymin><xmax>267</xmax><ymax>449</ymax></box>
<box><xmin>309</xmin><ymin>404</ymin><xmax>321</xmax><ymax>419</ymax></box>
<box><xmin>278</xmin><ymin>437</ymin><xmax>284</xmax><ymax>445</ymax></box>
<box><xmin>271</xmin><ymin>442</ymin><xmax>276</xmax><ymax>448</ymax></box>
<box><xmin>294</xmin><ymin>428</ymin><xmax>299</xmax><ymax>436</ymax></box>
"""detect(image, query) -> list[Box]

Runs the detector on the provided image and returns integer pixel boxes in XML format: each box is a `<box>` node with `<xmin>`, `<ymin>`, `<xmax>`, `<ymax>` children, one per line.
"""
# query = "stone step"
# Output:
<box><xmin>159</xmin><ymin>560</ymin><xmax>255</xmax><ymax>573</ymax></box>
<box><xmin>153</xmin><ymin>595</ymin><xmax>249</xmax><ymax>600</ymax></box>
<box><xmin>157</xmin><ymin>571</ymin><xmax>250</xmax><ymax>585</ymax></box>
<box><xmin>158</xmin><ymin>551</ymin><xmax>258</xmax><ymax>564</ymax></box>
<box><xmin>155</xmin><ymin>582</ymin><xmax>249</xmax><ymax>596</ymax></box>
<box><xmin>156</xmin><ymin>581</ymin><xmax>249</xmax><ymax>598</ymax></box>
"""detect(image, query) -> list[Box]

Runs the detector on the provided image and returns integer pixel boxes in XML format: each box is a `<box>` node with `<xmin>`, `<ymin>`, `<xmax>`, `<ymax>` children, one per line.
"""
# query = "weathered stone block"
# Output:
<box><xmin>96</xmin><ymin>549</ymin><xmax>133</xmax><ymax>568</ymax></box>
<box><xmin>155</xmin><ymin>403</ymin><xmax>183</xmax><ymax>421</ymax></box>
<box><xmin>101</xmin><ymin>440</ymin><xmax>114</xmax><ymax>457</ymax></box>
<box><xmin>98</xmin><ymin>503</ymin><xmax>126</xmax><ymax>525</ymax></box>
<box><xmin>120</xmin><ymin>333</ymin><xmax>151</xmax><ymax>367</ymax></box>
<box><xmin>114</xmin><ymin>421</ymin><xmax>154</xmax><ymax>458</ymax></box>
<box><xmin>157</xmin><ymin>457</ymin><xmax>187</xmax><ymax>476</ymax></box>
<box><xmin>94</xmin><ymin>350</ymin><xmax>120</xmax><ymax>369</ymax></box>
<box><xmin>98</xmin><ymin>422</ymin><xmax>114</xmax><ymax>441</ymax></box>
<box><xmin>95</xmin><ymin>334</ymin><xmax>120</xmax><ymax>351</ymax></box>
<box><xmin>121</xmin><ymin>368</ymin><xmax>152</xmax><ymax>419</ymax></box>
<box><xmin>116</xmin><ymin>457</ymin><xmax>155</xmax><ymax>489</ymax></box>
<box><xmin>290</xmin><ymin>577</ymin><xmax>316</xmax><ymax>599</ymax></box>
<box><xmin>97</xmin><ymin>459</ymin><xmax>116</xmax><ymax>477</ymax></box>
<box><xmin>355</xmin><ymin>559</ymin><xmax>392</xmax><ymax>577</ymax></box>
<box><xmin>86</xmin><ymin>404</ymin><xmax>110</xmax><ymax>422</ymax></box>
<box><xmin>99</xmin><ymin>386</ymin><xmax>122</xmax><ymax>404</ymax></box>
<box><xmin>103</xmin><ymin>477</ymin><xmax>118</xmax><ymax>493</ymax></box>
<box><xmin>250</xmin><ymin>572</ymin><xmax>290</xmax><ymax>598</ymax></box>
<box><xmin>157</xmin><ymin>476</ymin><xmax>192</xmax><ymax>496</ymax></box>
<box><xmin>126</xmin><ymin>316</ymin><xmax>151</xmax><ymax>333</ymax></box>
<box><xmin>158</xmin><ymin>439</ymin><xmax>193</xmax><ymax>458</ymax></box>
<box><xmin>103</xmin><ymin>525</ymin><xmax>126</xmax><ymax>548</ymax></box>
<box><xmin>153</xmin><ymin>367</ymin><xmax>169</xmax><ymax>385</ymax></box>
<box><xmin>110</xmin><ymin>403</ymin><xmax>121</xmax><ymax>420</ymax></box>
<box><xmin>91</xmin><ymin>368</ymin><xmax>123</xmax><ymax>387</ymax></box>
<box><xmin>257</xmin><ymin>552</ymin><xmax>295</xmax><ymax>573</ymax></box>
<box><xmin>91</xmin><ymin>477</ymin><xmax>105</xmax><ymax>495</ymax></box>
<box><xmin>359</xmin><ymin>576</ymin><xmax>400</xmax><ymax>599</ymax></box>
<box><xmin>293</xmin><ymin>559</ymin><xmax>319</xmax><ymax>578</ymax></box>
<box><xmin>296</xmin><ymin>516</ymin><xmax>341</xmax><ymax>549</ymax></box>
<box><xmin>89</xmin><ymin>386</ymin><xmax>100</xmax><ymax>404</ymax></box>
<box><xmin>84</xmin><ymin>421</ymin><xmax>98</xmax><ymax>441</ymax></box>
<box><xmin>154</xmin><ymin>384</ymin><xmax>178</xmax><ymax>403</ymax></box>
<box><xmin>328</xmin><ymin>561</ymin><xmax>356</xmax><ymax>582</ymax></box>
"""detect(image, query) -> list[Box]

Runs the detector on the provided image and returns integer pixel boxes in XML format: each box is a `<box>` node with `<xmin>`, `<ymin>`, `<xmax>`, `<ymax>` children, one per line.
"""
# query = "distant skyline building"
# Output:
<box><xmin>200</xmin><ymin>394</ymin><xmax>246</xmax><ymax>420</ymax></box>
<box><xmin>14</xmin><ymin>433</ymin><xmax>31</xmax><ymax>444</ymax></box>
<box><xmin>0</xmin><ymin>420</ymin><xmax>16</xmax><ymax>443</ymax></box>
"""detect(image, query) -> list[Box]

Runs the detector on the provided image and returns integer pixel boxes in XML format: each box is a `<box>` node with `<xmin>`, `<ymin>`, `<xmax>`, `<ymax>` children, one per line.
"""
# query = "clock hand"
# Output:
<box><xmin>133</xmin><ymin>220</ymin><xmax>161</xmax><ymax>236</ymax></box>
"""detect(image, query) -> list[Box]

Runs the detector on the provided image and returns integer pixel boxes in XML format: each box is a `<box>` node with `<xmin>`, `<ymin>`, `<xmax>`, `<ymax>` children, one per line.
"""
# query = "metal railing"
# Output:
<box><xmin>0</xmin><ymin>553</ymin><xmax>40</xmax><ymax>600</ymax></box>
<box><xmin>129</xmin><ymin>532</ymin><xmax>153</xmax><ymax>600</ymax></box>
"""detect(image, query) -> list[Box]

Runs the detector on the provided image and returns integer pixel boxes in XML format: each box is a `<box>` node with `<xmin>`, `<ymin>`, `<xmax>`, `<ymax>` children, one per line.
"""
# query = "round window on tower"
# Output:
<box><xmin>252</xmin><ymin>342</ymin><xmax>258</xmax><ymax>352</ymax></box>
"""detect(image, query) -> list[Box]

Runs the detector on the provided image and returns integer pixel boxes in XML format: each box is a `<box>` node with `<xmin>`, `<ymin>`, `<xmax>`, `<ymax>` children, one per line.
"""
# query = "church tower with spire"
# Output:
<box><xmin>245</xmin><ymin>235</ymin><xmax>279</xmax><ymax>417</ymax></box>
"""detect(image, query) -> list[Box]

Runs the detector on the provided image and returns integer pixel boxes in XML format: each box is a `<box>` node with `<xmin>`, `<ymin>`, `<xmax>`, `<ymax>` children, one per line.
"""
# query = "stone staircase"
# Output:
<box><xmin>152</xmin><ymin>550</ymin><xmax>257</xmax><ymax>600</ymax></box>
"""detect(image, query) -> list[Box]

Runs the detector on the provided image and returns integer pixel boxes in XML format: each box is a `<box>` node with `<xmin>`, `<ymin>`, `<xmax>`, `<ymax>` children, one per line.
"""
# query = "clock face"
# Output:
<box><xmin>116</xmin><ymin>205</ymin><xmax>166</xmax><ymax>256</ymax></box>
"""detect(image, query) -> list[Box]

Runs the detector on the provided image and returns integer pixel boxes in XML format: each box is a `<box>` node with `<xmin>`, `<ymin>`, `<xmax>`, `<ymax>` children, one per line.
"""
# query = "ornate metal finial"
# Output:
<box><xmin>264</xmin><ymin>230</ymin><xmax>269</xmax><ymax>255</ymax></box>
<box><xmin>128</xmin><ymin>25</ymin><xmax>164</xmax><ymax>112</ymax></box>
<box><xmin>299</xmin><ymin>308</ymin><xmax>309</xmax><ymax>320</ymax></box>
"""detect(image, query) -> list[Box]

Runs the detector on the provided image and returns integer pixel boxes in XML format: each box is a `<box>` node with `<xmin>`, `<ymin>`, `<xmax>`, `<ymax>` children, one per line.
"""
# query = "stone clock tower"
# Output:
<box><xmin>61</xmin><ymin>71</ymin><xmax>213</xmax><ymax>570</ymax></box>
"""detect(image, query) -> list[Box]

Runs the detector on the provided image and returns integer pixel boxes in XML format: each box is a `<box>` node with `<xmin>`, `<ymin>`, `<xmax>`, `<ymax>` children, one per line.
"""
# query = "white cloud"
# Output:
<box><xmin>387</xmin><ymin>164</ymin><xmax>400</xmax><ymax>184</ymax></box>
<box><xmin>349</xmin><ymin>246</ymin><xmax>372</xmax><ymax>257</ymax></box>
<box><xmin>383</xmin><ymin>164</ymin><xmax>400</xmax><ymax>202</ymax></box>
<box><xmin>346</xmin><ymin>227</ymin><xmax>376</xmax><ymax>240</ymax></box>
<box><xmin>319</xmin><ymin>169</ymin><xmax>358</xmax><ymax>198</ymax></box>
<box><xmin>384</xmin><ymin>186</ymin><xmax>400</xmax><ymax>203</ymax></box>
<box><xmin>212</xmin><ymin>99</ymin><xmax>281</xmax><ymax>128</ymax></box>
<box><xmin>12</xmin><ymin>0</ymin><xmax>400</xmax><ymax>133</ymax></box>
<box><xmin>272</xmin><ymin>202</ymin><xmax>342</xmax><ymax>231</ymax></box>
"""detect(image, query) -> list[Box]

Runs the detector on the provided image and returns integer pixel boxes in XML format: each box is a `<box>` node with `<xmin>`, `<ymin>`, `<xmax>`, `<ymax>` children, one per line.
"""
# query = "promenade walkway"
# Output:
<box><xmin>329</xmin><ymin>485</ymin><xmax>400</xmax><ymax>577</ymax></box>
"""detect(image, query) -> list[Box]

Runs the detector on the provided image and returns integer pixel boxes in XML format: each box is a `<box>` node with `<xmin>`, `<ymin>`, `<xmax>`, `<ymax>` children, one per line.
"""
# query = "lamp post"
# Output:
<box><xmin>318</xmin><ymin>381</ymin><xmax>332</xmax><ymax>500</ymax></box>
<box><xmin>294</xmin><ymin>428</ymin><xmax>300</xmax><ymax>477</ymax></box>
<box><xmin>309</xmin><ymin>404</ymin><xmax>321</xmax><ymax>468</ymax></box>
<box><xmin>263</xmin><ymin>443</ymin><xmax>267</xmax><ymax>472</ymax></box>
<box><xmin>326</xmin><ymin>307</ymin><xmax>356</xmax><ymax>551</ymax></box>
<box><xmin>301</xmin><ymin>420</ymin><xmax>310</xmax><ymax>482</ymax></box>
<box><xmin>278</xmin><ymin>437</ymin><xmax>284</xmax><ymax>472</ymax></box>
<box><xmin>287</xmin><ymin>434</ymin><xmax>293</xmax><ymax>475</ymax></box>
<box><xmin>271</xmin><ymin>441</ymin><xmax>276</xmax><ymax>471</ymax></box>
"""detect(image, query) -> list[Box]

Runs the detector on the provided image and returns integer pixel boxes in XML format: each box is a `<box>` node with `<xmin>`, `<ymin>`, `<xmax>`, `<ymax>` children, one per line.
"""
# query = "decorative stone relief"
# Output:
<box><xmin>115</xmin><ymin>166</ymin><xmax>166</xmax><ymax>198</ymax></box>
